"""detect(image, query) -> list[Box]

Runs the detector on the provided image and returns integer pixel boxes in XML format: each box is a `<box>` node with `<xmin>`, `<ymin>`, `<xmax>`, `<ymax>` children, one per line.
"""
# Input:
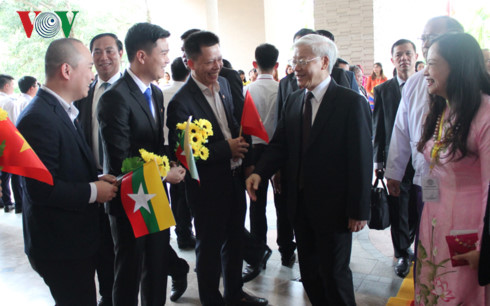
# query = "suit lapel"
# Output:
<box><xmin>307</xmin><ymin>80</ymin><xmax>339</xmax><ymax>149</ymax></box>
<box><xmin>124</xmin><ymin>72</ymin><xmax>158</xmax><ymax>134</ymax></box>
<box><xmin>40</xmin><ymin>90</ymin><xmax>96</xmax><ymax>172</ymax></box>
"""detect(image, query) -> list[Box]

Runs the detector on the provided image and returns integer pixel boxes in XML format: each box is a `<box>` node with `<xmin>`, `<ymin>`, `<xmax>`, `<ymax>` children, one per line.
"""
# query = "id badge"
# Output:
<box><xmin>422</xmin><ymin>176</ymin><xmax>440</xmax><ymax>202</ymax></box>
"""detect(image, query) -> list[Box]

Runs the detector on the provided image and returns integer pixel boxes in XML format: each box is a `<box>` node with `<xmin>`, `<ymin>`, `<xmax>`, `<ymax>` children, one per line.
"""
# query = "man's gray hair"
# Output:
<box><xmin>293</xmin><ymin>34</ymin><xmax>338</xmax><ymax>74</ymax></box>
<box><xmin>45</xmin><ymin>38</ymin><xmax>83</xmax><ymax>79</ymax></box>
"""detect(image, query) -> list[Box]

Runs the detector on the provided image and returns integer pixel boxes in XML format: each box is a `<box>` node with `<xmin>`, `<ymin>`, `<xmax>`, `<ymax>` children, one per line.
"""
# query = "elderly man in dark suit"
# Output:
<box><xmin>17</xmin><ymin>38</ymin><xmax>118</xmax><ymax>306</ymax></box>
<box><xmin>247</xmin><ymin>34</ymin><xmax>372</xmax><ymax>305</ymax></box>
<box><xmin>97</xmin><ymin>23</ymin><xmax>186</xmax><ymax>306</ymax></box>
<box><xmin>167</xmin><ymin>31</ymin><xmax>267</xmax><ymax>306</ymax></box>
<box><xmin>372</xmin><ymin>39</ymin><xmax>419</xmax><ymax>278</ymax></box>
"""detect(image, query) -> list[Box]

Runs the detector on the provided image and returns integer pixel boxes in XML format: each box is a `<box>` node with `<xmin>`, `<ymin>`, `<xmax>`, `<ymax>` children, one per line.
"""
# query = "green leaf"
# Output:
<box><xmin>121</xmin><ymin>157</ymin><xmax>144</xmax><ymax>174</ymax></box>
<box><xmin>418</xmin><ymin>241</ymin><xmax>428</xmax><ymax>260</ymax></box>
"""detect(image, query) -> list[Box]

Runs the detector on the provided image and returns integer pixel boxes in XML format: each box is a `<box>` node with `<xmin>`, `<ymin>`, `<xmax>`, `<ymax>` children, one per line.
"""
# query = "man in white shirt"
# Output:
<box><xmin>17</xmin><ymin>76</ymin><xmax>39</xmax><ymax>113</ymax></box>
<box><xmin>385</xmin><ymin>16</ymin><xmax>464</xmax><ymax>214</ymax></box>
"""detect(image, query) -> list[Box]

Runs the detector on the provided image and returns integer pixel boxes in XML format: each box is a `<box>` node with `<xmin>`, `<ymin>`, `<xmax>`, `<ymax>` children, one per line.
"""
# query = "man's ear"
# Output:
<box><xmin>322</xmin><ymin>56</ymin><xmax>330</xmax><ymax>71</ymax></box>
<box><xmin>274</xmin><ymin>62</ymin><xmax>279</xmax><ymax>69</ymax></box>
<box><xmin>253</xmin><ymin>61</ymin><xmax>258</xmax><ymax>69</ymax></box>
<box><xmin>187</xmin><ymin>58</ymin><xmax>195</xmax><ymax>70</ymax></box>
<box><xmin>60</xmin><ymin>63</ymin><xmax>71</xmax><ymax>79</ymax></box>
<box><xmin>135</xmin><ymin>50</ymin><xmax>146</xmax><ymax>65</ymax></box>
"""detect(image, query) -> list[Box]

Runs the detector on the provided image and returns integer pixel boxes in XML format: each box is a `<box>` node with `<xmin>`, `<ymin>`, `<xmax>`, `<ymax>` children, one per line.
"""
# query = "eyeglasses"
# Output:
<box><xmin>418</xmin><ymin>34</ymin><xmax>439</xmax><ymax>43</ymax></box>
<box><xmin>288</xmin><ymin>57</ymin><xmax>321</xmax><ymax>68</ymax></box>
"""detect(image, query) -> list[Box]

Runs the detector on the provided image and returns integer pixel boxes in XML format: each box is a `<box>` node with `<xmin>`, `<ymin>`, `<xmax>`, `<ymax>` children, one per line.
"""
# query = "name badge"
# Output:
<box><xmin>422</xmin><ymin>176</ymin><xmax>440</xmax><ymax>202</ymax></box>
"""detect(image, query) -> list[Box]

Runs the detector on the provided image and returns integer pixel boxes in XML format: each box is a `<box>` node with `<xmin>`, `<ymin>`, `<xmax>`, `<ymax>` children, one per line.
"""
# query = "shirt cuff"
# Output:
<box><xmin>374</xmin><ymin>163</ymin><xmax>384</xmax><ymax>170</ymax></box>
<box><xmin>89</xmin><ymin>182</ymin><xmax>97</xmax><ymax>203</ymax></box>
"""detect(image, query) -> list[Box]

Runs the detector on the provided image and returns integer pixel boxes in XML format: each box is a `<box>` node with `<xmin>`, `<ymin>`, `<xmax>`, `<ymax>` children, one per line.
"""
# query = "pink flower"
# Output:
<box><xmin>431</xmin><ymin>278</ymin><xmax>455</xmax><ymax>302</ymax></box>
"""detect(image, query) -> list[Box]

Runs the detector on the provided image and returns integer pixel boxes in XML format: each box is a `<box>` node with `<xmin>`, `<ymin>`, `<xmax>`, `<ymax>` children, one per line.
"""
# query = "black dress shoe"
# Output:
<box><xmin>170</xmin><ymin>272</ymin><xmax>187</xmax><ymax>301</ymax></box>
<box><xmin>177</xmin><ymin>235</ymin><xmax>196</xmax><ymax>249</ymax></box>
<box><xmin>242</xmin><ymin>247</ymin><xmax>272</xmax><ymax>283</ymax></box>
<box><xmin>281</xmin><ymin>252</ymin><xmax>296</xmax><ymax>268</ymax></box>
<box><xmin>230</xmin><ymin>292</ymin><xmax>268</xmax><ymax>306</ymax></box>
<box><xmin>4</xmin><ymin>204</ymin><xmax>13</xmax><ymax>213</ymax></box>
<box><xmin>14</xmin><ymin>207</ymin><xmax>22</xmax><ymax>214</ymax></box>
<box><xmin>394</xmin><ymin>257</ymin><xmax>410</xmax><ymax>278</ymax></box>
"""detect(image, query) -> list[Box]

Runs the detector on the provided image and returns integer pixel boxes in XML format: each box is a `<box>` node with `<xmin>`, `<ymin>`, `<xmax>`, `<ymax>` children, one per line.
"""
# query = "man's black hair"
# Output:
<box><xmin>170</xmin><ymin>57</ymin><xmax>189</xmax><ymax>82</ymax></box>
<box><xmin>125</xmin><ymin>23</ymin><xmax>170</xmax><ymax>62</ymax></box>
<box><xmin>89</xmin><ymin>33</ymin><xmax>123</xmax><ymax>53</ymax></box>
<box><xmin>316</xmin><ymin>29</ymin><xmax>335</xmax><ymax>41</ymax></box>
<box><xmin>0</xmin><ymin>74</ymin><xmax>14</xmax><ymax>90</ymax></box>
<box><xmin>18</xmin><ymin>76</ymin><xmax>37</xmax><ymax>93</ymax></box>
<box><xmin>255</xmin><ymin>44</ymin><xmax>279</xmax><ymax>70</ymax></box>
<box><xmin>184</xmin><ymin>31</ymin><xmax>220</xmax><ymax>61</ymax></box>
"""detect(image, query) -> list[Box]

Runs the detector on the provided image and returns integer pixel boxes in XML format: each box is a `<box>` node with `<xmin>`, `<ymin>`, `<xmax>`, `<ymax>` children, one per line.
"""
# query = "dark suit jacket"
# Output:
<box><xmin>255</xmin><ymin>80</ymin><xmax>373</xmax><ymax>231</ymax></box>
<box><xmin>344</xmin><ymin>69</ymin><xmax>360</xmax><ymax>92</ymax></box>
<box><xmin>167</xmin><ymin>76</ymin><xmax>251</xmax><ymax>207</ymax></box>
<box><xmin>97</xmin><ymin>71</ymin><xmax>165</xmax><ymax>216</ymax></box>
<box><xmin>74</xmin><ymin>78</ymin><xmax>97</xmax><ymax>148</ymax></box>
<box><xmin>17</xmin><ymin>89</ymin><xmax>99</xmax><ymax>260</ymax></box>
<box><xmin>219</xmin><ymin>67</ymin><xmax>244</xmax><ymax>121</ymax></box>
<box><xmin>479</xmin><ymin>185</ymin><xmax>490</xmax><ymax>286</ymax></box>
<box><xmin>372</xmin><ymin>77</ymin><xmax>402</xmax><ymax>166</ymax></box>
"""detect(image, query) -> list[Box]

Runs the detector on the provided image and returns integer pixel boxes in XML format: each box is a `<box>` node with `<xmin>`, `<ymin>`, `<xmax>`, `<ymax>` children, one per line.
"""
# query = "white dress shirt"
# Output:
<box><xmin>127</xmin><ymin>68</ymin><xmax>156</xmax><ymax>119</ymax></box>
<box><xmin>162</xmin><ymin>81</ymin><xmax>185</xmax><ymax>145</ymax></box>
<box><xmin>245</xmin><ymin>74</ymin><xmax>278</xmax><ymax>145</ymax></box>
<box><xmin>305</xmin><ymin>76</ymin><xmax>331</xmax><ymax>124</ymax></box>
<box><xmin>385</xmin><ymin>70</ymin><xmax>430</xmax><ymax>186</ymax></box>
<box><xmin>192</xmin><ymin>75</ymin><xmax>241</xmax><ymax>169</ymax></box>
<box><xmin>41</xmin><ymin>85</ymin><xmax>97</xmax><ymax>203</ymax></box>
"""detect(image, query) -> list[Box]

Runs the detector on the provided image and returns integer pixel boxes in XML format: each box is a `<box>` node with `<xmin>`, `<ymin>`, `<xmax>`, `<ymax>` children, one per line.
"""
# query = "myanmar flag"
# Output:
<box><xmin>176</xmin><ymin>116</ymin><xmax>199</xmax><ymax>182</ymax></box>
<box><xmin>121</xmin><ymin>160</ymin><xmax>175</xmax><ymax>238</ymax></box>
<box><xmin>0</xmin><ymin>108</ymin><xmax>53</xmax><ymax>185</ymax></box>
<box><xmin>241</xmin><ymin>90</ymin><xmax>269</xmax><ymax>143</ymax></box>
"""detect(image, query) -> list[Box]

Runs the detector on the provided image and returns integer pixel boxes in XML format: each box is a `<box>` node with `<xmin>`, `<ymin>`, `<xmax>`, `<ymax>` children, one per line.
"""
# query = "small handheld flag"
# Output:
<box><xmin>240</xmin><ymin>90</ymin><xmax>269</xmax><ymax>143</ymax></box>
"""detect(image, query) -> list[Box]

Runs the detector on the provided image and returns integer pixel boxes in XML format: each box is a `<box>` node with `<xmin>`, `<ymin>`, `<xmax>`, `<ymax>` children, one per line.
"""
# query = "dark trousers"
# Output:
<box><xmin>192</xmin><ymin>175</ymin><xmax>246</xmax><ymax>306</ymax></box>
<box><xmin>1</xmin><ymin>172</ymin><xmax>23</xmax><ymax>208</ymax></box>
<box><xmin>28</xmin><ymin>255</ymin><xmax>97</xmax><ymax>306</ymax></box>
<box><xmin>169</xmin><ymin>182</ymin><xmax>194</xmax><ymax>239</ymax></box>
<box><xmin>97</xmin><ymin>206</ymin><xmax>115</xmax><ymax>301</ymax></box>
<box><xmin>109</xmin><ymin>214</ymin><xmax>170</xmax><ymax>306</ymax></box>
<box><xmin>388</xmin><ymin>164</ymin><xmax>418</xmax><ymax>259</ymax></box>
<box><xmin>250</xmin><ymin>144</ymin><xmax>296</xmax><ymax>255</ymax></box>
<box><xmin>242</xmin><ymin>229</ymin><xmax>267</xmax><ymax>265</ymax></box>
<box><xmin>294</xmin><ymin>195</ymin><xmax>355</xmax><ymax>306</ymax></box>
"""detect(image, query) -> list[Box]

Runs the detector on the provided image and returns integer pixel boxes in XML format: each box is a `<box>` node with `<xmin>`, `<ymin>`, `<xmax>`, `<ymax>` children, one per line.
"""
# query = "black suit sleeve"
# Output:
<box><xmin>346</xmin><ymin>96</ymin><xmax>373</xmax><ymax>220</ymax></box>
<box><xmin>479</xmin><ymin>186</ymin><xmax>490</xmax><ymax>286</ymax></box>
<box><xmin>17</xmin><ymin>112</ymin><xmax>91</xmax><ymax>211</ymax></box>
<box><xmin>372</xmin><ymin>85</ymin><xmax>385</xmax><ymax>166</ymax></box>
<box><xmin>97</xmin><ymin>89</ymin><xmax>131</xmax><ymax>176</ymax></box>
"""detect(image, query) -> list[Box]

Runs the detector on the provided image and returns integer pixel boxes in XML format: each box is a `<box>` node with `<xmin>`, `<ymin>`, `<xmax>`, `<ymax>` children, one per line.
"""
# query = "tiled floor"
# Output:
<box><xmin>0</xmin><ymin>187</ymin><xmax>405</xmax><ymax>305</ymax></box>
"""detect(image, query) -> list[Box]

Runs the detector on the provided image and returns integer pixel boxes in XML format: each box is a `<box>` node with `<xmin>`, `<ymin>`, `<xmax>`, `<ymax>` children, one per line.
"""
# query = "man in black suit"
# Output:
<box><xmin>167</xmin><ymin>31</ymin><xmax>267</xmax><ymax>306</ymax></box>
<box><xmin>372</xmin><ymin>39</ymin><xmax>418</xmax><ymax>278</ymax></box>
<box><xmin>247</xmin><ymin>34</ymin><xmax>372</xmax><ymax>305</ymax></box>
<box><xmin>74</xmin><ymin>32</ymin><xmax>123</xmax><ymax>306</ymax></box>
<box><xmin>16</xmin><ymin>38</ymin><xmax>118</xmax><ymax>306</ymax></box>
<box><xmin>97</xmin><ymin>23</ymin><xmax>186</xmax><ymax>305</ymax></box>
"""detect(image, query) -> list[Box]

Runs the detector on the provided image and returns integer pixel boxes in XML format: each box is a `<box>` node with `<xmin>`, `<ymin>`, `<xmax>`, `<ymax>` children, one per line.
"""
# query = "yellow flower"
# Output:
<box><xmin>176</xmin><ymin>122</ymin><xmax>187</xmax><ymax>130</ymax></box>
<box><xmin>191</xmin><ymin>141</ymin><xmax>202</xmax><ymax>157</ymax></box>
<box><xmin>188</xmin><ymin>122</ymin><xmax>200</xmax><ymax>135</ymax></box>
<box><xmin>139</xmin><ymin>149</ymin><xmax>152</xmax><ymax>162</ymax></box>
<box><xmin>139</xmin><ymin>149</ymin><xmax>170</xmax><ymax>178</ymax></box>
<box><xmin>190</xmin><ymin>132</ymin><xmax>203</xmax><ymax>147</ymax></box>
<box><xmin>199</xmin><ymin>146</ymin><xmax>209</xmax><ymax>160</ymax></box>
<box><xmin>196</xmin><ymin>119</ymin><xmax>213</xmax><ymax>137</ymax></box>
<box><xmin>0</xmin><ymin>108</ymin><xmax>8</xmax><ymax>121</ymax></box>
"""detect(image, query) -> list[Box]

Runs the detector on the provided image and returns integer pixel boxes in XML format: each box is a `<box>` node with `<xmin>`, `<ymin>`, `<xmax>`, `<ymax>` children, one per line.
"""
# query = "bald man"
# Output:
<box><xmin>17</xmin><ymin>38</ymin><xmax>118</xmax><ymax>305</ymax></box>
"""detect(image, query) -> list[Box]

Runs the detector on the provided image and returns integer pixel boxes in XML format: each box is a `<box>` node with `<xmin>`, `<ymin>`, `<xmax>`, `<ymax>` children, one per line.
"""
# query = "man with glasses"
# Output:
<box><xmin>385</xmin><ymin>16</ymin><xmax>464</xmax><ymax>223</ymax></box>
<box><xmin>246</xmin><ymin>34</ymin><xmax>372</xmax><ymax>305</ymax></box>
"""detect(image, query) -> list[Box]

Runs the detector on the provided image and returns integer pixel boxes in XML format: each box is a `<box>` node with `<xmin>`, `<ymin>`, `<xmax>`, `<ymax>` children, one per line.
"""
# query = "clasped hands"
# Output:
<box><xmin>228</xmin><ymin>136</ymin><xmax>249</xmax><ymax>160</ymax></box>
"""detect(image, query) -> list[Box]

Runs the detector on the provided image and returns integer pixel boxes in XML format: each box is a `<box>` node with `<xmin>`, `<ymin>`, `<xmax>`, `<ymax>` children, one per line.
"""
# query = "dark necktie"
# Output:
<box><xmin>302</xmin><ymin>91</ymin><xmax>314</xmax><ymax>154</ymax></box>
<box><xmin>399</xmin><ymin>82</ymin><xmax>405</xmax><ymax>94</ymax></box>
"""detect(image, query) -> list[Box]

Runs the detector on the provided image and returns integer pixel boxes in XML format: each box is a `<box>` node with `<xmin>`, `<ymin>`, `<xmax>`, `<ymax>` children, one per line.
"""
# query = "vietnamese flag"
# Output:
<box><xmin>241</xmin><ymin>90</ymin><xmax>269</xmax><ymax>143</ymax></box>
<box><xmin>121</xmin><ymin>160</ymin><xmax>175</xmax><ymax>238</ymax></box>
<box><xmin>0</xmin><ymin>108</ymin><xmax>53</xmax><ymax>185</ymax></box>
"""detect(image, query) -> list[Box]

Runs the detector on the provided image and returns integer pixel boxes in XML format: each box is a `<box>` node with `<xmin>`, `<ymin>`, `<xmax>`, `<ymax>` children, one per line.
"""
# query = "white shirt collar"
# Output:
<box><xmin>41</xmin><ymin>85</ymin><xmax>79</xmax><ymax>123</ymax></box>
<box><xmin>306</xmin><ymin>75</ymin><xmax>331</xmax><ymax>103</ymax></box>
<box><xmin>96</xmin><ymin>72</ymin><xmax>122</xmax><ymax>91</ymax></box>
<box><xmin>127</xmin><ymin>68</ymin><xmax>150</xmax><ymax>94</ymax></box>
<box><xmin>192</xmin><ymin>75</ymin><xmax>220</xmax><ymax>95</ymax></box>
<box><xmin>256</xmin><ymin>74</ymin><xmax>274</xmax><ymax>80</ymax></box>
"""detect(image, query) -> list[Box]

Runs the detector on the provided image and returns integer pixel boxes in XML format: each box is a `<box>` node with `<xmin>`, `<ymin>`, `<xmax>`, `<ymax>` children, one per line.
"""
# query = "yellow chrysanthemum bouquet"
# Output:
<box><xmin>121</xmin><ymin>148</ymin><xmax>170</xmax><ymax>178</ymax></box>
<box><xmin>175</xmin><ymin>118</ymin><xmax>213</xmax><ymax>161</ymax></box>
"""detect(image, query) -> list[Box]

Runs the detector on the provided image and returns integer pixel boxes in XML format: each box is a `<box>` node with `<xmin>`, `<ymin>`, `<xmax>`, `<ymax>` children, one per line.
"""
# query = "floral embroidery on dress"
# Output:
<box><xmin>416</xmin><ymin>218</ymin><xmax>456</xmax><ymax>305</ymax></box>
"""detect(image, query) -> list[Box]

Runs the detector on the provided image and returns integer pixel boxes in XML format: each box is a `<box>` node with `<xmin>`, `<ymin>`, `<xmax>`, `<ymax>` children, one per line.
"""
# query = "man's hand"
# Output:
<box><xmin>245</xmin><ymin>174</ymin><xmax>262</xmax><ymax>202</ymax></box>
<box><xmin>387</xmin><ymin>179</ymin><xmax>401</xmax><ymax>196</ymax></box>
<box><xmin>228</xmin><ymin>136</ymin><xmax>249</xmax><ymax>160</ymax></box>
<box><xmin>271</xmin><ymin>171</ymin><xmax>281</xmax><ymax>194</ymax></box>
<box><xmin>165</xmin><ymin>165</ymin><xmax>186</xmax><ymax>184</ymax></box>
<box><xmin>453</xmin><ymin>250</ymin><xmax>480</xmax><ymax>269</ymax></box>
<box><xmin>98</xmin><ymin>174</ymin><xmax>117</xmax><ymax>184</ymax></box>
<box><xmin>95</xmin><ymin>180</ymin><xmax>118</xmax><ymax>203</ymax></box>
<box><xmin>348</xmin><ymin>218</ymin><xmax>367</xmax><ymax>232</ymax></box>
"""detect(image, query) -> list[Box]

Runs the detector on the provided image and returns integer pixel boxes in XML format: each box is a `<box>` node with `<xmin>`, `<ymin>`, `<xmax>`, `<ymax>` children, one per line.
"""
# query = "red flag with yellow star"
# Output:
<box><xmin>0</xmin><ymin>108</ymin><xmax>53</xmax><ymax>185</ymax></box>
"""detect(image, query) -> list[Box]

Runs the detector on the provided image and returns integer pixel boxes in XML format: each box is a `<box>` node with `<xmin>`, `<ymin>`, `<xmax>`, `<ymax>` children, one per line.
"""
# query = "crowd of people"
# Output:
<box><xmin>0</xmin><ymin>14</ymin><xmax>489</xmax><ymax>306</ymax></box>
